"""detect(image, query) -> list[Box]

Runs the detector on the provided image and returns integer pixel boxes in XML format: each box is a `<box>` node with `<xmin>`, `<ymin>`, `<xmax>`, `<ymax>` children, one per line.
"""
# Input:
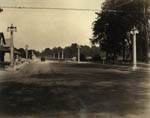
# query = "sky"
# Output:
<box><xmin>0</xmin><ymin>0</ymin><xmax>104</xmax><ymax>51</ymax></box>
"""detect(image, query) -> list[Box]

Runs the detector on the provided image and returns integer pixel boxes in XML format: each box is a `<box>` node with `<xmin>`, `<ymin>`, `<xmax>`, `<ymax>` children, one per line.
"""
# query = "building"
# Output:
<box><xmin>0</xmin><ymin>33</ymin><xmax>9</xmax><ymax>64</ymax></box>
<box><xmin>0</xmin><ymin>32</ymin><xmax>20</xmax><ymax>66</ymax></box>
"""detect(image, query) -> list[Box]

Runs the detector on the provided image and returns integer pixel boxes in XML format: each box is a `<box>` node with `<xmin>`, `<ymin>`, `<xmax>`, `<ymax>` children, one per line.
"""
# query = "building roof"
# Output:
<box><xmin>0</xmin><ymin>46</ymin><xmax>20</xmax><ymax>54</ymax></box>
<box><xmin>0</xmin><ymin>46</ymin><xmax>9</xmax><ymax>52</ymax></box>
<box><xmin>0</xmin><ymin>37</ymin><xmax>20</xmax><ymax>54</ymax></box>
<box><xmin>0</xmin><ymin>32</ymin><xmax>6</xmax><ymax>45</ymax></box>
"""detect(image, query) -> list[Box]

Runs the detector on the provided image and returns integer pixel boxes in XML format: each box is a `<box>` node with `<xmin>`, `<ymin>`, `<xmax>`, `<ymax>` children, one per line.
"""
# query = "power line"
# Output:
<box><xmin>0</xmin><ymin>6</ymin><xmax>101</xmax><ymax>11</ymax></box>
<box><xmin>0</xmin><ymin>6</ymin><xmax>149</xmax><ymax>13</ymax></box>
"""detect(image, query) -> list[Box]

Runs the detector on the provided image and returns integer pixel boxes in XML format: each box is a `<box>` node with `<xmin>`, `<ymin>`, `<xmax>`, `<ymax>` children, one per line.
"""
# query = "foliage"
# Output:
<box><xmin>40</xmin><ymin>44</ymin><xmax>102</xmax><ymax>61</ymax></box>
<box><xmin>18</xmin><ymin>48</ymin><xmax>26</xmax><ymax>58</ymax></box>
<box><xmin>18</xmin><ymin>48</ymin><xmax>40</xmax><ymax>59</ymax></box>
<box><xmin>92</xmin><ymin>0</ymin><xmax>150</xmax><ymax>61</ymax></box>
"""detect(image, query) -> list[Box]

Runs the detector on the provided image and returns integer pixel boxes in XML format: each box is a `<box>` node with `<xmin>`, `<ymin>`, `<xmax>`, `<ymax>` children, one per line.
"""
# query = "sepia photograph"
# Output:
<box><xmin>0</xmin><ymin>0</ymin><xmax>150</xmax><ymax>118</ymax></box>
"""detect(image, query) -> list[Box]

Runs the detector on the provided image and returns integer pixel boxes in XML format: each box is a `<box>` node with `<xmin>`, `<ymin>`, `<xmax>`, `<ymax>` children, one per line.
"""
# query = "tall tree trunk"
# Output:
<box><xmin>145</xmin><ymin>25</ymin><xmax>149</xmax><ymax>63</ymax></box>
<box><xmin>144</xmin><ymin>2</ymin><xmax>149</xmax><ymax>63</ymax></box>
<box><xmin>122</xmin><ymin>40</ymin><xmax>126</xmax><ymax>62</ymax></box>
<box><xmin>129</xmin><ymin>43</ymin><xmax>133</xmax><ymax>64</ymax></box>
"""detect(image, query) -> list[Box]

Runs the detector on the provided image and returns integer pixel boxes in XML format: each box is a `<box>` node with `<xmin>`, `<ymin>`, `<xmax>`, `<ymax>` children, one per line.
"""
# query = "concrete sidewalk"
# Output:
<box><xmin>5</xmin><ymin>62</ymin><xmax>28</xmax><ymax>71</ymax></box>
<box><xmin>0</xmin><ymin>62</ymin><xmax>28</xmax><ymax>78</ymax></box>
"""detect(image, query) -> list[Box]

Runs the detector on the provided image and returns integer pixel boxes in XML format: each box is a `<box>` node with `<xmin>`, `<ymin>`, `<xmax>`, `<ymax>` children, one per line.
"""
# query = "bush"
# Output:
<box><xmin>92</xmin><ymin>55</ymin><xmax>101</xmax><ymax>61</ymax></box>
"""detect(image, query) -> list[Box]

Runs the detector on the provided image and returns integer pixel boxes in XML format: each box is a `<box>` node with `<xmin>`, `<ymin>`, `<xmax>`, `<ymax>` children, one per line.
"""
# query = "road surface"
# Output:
<box><xmin>0</xmin><ymin>61</ymin><xmax>150</xmax><ymax>118</ymax></box>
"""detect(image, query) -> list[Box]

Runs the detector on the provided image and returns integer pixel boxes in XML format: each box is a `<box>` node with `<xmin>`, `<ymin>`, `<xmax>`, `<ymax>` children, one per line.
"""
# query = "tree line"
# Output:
<box><xmin>16</xmin><ymin>44</ymin><xmax>104</xmax><ymax>62</ymax></box>
<box><xmin>17</xmin><ymin>48</ymin><xmax>40</xmax><ymax>59</ymax></box>
<box><xmin>40</xmin><ymin>43</ymin><xmax>103</xmax><ymax>61</ymax></box>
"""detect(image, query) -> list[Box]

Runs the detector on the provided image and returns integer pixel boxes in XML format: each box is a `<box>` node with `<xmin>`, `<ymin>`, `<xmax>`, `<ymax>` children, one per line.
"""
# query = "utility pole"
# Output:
<box><xmin>25</xmin><ymin>45</ymin><xmax>29</xmax><ymax>61</ymax></box>
<box><xmin>130</xmin><ymin>27</ymin><xmax>139</xmax><ymax>69</ymax></box>
<box><xmin>58</xmin><ymin>52</ymin><xmax>60</xmax><ymax>60</ymax></box>
<box><xmin>53</xmin><ymin>53</ymin><xmax>55</xmax><ymax>59</ymax></box>
<box><xmin>62</xmin><ymin>50</ymin><xmax>64</xmax><ymax>59</ymax></box>
<box><xmin>77</xmin><ymin>45</ymin><xmax>80</xmax><ymax>63</ymax></box>
<box><xmin>32</xmin><ymin>50</ymin><xmax>34</xmax><ymax>60</ymax></box>
<box><xmin>50</xmin><ymin>54</ymin><xmax>52</xmax><ymax>60</ymax></box>
<box><xmin>7</xmin><ymin>24</ymin><xmax>17</xmax><ymax>66</ymax></box>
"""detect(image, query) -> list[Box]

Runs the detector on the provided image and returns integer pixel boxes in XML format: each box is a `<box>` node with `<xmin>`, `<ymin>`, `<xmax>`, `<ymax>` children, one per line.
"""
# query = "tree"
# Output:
<box><xmin>92</xmin><ymin>0</ymin><xmax>150</xmax><ymax>62</ymax></box>
<box><xmin>18</xmin><ymin>48</ymin><xmax>26</xmax><ymax>58</ymax></box>
<box><xmin>64</xmin><ymin>43</ymin><xmax>78</xmax><ymax>58</ymax></box>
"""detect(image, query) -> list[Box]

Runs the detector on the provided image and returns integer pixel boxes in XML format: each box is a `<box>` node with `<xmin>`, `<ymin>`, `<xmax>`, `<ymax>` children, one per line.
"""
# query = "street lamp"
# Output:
<box><xmin>25</xmin><ymin>45</ymin><xmax>29</xmax><ymax>61</ymax></box>
<box><xmin>58</xmin><ymin>52</ymin><xmax>60</xmax><ymax>60</ymax></box>
<box><xmin>53</xmin><ymin>53</ymin><xmax>55</xmax><ymax>59</ymax></box>
<box><xmin>148</xmin><ymin>19</ymin><xmax>150</xmax><ymax>59</ymax></box>
<box><xmin>62</xmin><ymin>49</ymin><xmax>64</xmax><ymax>59</ymax></box>
<box><xmin>77</xmin><ymin>45</ymin><xmax>80</xmax><ymax>63</ymax></box>
<box><xmin>7</xmin><ymin>24</ymin><xmax>17</xmax><ymax>66</ymax></box>
<box><xmin>130</xmin><ymin>26</ymin><xmax>139</xmax><ymax>69</ymax></box>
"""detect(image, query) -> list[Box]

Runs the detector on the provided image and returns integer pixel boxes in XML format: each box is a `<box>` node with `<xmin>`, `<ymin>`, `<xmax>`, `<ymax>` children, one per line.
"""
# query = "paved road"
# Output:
<box><xmin>0</xmin><ymin>61</ymin><xmax>150</xmax><ymax>118</ymax></box>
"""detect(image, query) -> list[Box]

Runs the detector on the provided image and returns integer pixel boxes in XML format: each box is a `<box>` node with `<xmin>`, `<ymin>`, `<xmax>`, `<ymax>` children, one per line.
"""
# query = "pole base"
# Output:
<box><xmin>132</xmin><ymin>65</ymin><xmax>137</xmax><ymax>70</ymax></box>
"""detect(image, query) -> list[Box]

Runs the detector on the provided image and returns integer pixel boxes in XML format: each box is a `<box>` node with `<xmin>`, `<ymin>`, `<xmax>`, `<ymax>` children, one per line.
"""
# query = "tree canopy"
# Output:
<box><xmin>92</xmin><ymin>0</ymin><xmax>150</xmax><ymax>61</ymax></box>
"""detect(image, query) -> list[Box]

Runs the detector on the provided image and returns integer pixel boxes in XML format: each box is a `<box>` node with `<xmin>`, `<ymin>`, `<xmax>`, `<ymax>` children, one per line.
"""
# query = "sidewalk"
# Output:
<box><xmin>0</xmin><ymin>62</ymin><xmax>28</xmax><ymax>78</ymax></box>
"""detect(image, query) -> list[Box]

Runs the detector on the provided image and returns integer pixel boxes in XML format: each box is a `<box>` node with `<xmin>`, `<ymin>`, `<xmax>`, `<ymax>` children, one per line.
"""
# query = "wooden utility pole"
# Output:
<box><xmin>7</xmin><ymin>24</ymin><xmax>17</xmax><ymax>66</ymax></box>
<box><xmin>58</xmin><ymin>52</ymin><xmax>60</xmax><ymax>59</ymax></box>
<box><xmin>25</xmin><ymin>45</ymin><xmax>29</xmax><ymax>61</ymax></box>
<box><xmin>62</xmin><ymin>50</ymin><xmax>64</xmax><ymax>59</ymax></box>
<box><xmin>53</xmin><ymin>53</ymin><xmax>55</xmax><ymax>59</ymax></box>
<box><xmin>77</xmin><ymin>45</ymin><xmax>80</xmax><ymax>63</ymax></box>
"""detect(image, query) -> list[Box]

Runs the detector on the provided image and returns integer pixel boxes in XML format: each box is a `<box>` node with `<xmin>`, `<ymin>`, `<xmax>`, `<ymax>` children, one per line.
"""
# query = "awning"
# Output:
<box><xmin>0</xmin><ymin>46</ymin><xmax>20</xmax><ymax>54</ymax></box>
<box><xmin>0</xmin><ymin>46</ymin><xmax>10</xmax><ymax>52</ymax></box>
<box><xmin>0</xmin><ymin>33</ymin><xmax>6</xmax><ymax>45</ymax></box>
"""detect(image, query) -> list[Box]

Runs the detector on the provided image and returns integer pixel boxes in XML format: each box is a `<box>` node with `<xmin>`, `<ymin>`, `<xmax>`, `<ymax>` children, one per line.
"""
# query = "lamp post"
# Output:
<box><xmin>77</xmin><ymin>45</ymin><xmax>80</xmax><ymax>63</ymax></box>
<box><xmin>58</xmin><ymin>52</ymin><xmax>60</xmax><ymax>60</ymax></box>
<box><xmin>53</xmin><ymin>53</ymin><xmax>55</xmax><ymax>59</ymax></box>
<box><xmin>25</xmin><ymin>45</ymin><xmax>29</xmax><ymax>61</ymax></box>
<box><xmin>130</xmin><ymin>26</ymin><xmax>139</xmax><ymax>69</ymax></box>
<box><xmin>62</xmin><ymin>50</ymin><xmax>64</xmax><ymax>59</ymax></box>
<box><xmin>7</xmin><ymin>24</ymin><xmax>17</xmax><ymax>66</ymax></box>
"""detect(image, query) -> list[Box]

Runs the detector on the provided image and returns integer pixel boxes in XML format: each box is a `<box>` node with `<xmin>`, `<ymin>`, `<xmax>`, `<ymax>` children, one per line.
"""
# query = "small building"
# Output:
<box><xmin>4</xmin><ymin>38</ymin><xmax>21</xmax><ymax>63</ymax></box>
<box><xmin>0</xmin><ymin>33</ymin><xmax>9</xmax><ymax>63</ymax></box>
<box><xmin>3</xmin><ymin>38</ymin><xmax>11</xmax><ymax>62</ymax></box>
<box><xmin>0</xmin><ymin>32</ymin><xmax>20</xmax><ymax>66</ymax></box>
